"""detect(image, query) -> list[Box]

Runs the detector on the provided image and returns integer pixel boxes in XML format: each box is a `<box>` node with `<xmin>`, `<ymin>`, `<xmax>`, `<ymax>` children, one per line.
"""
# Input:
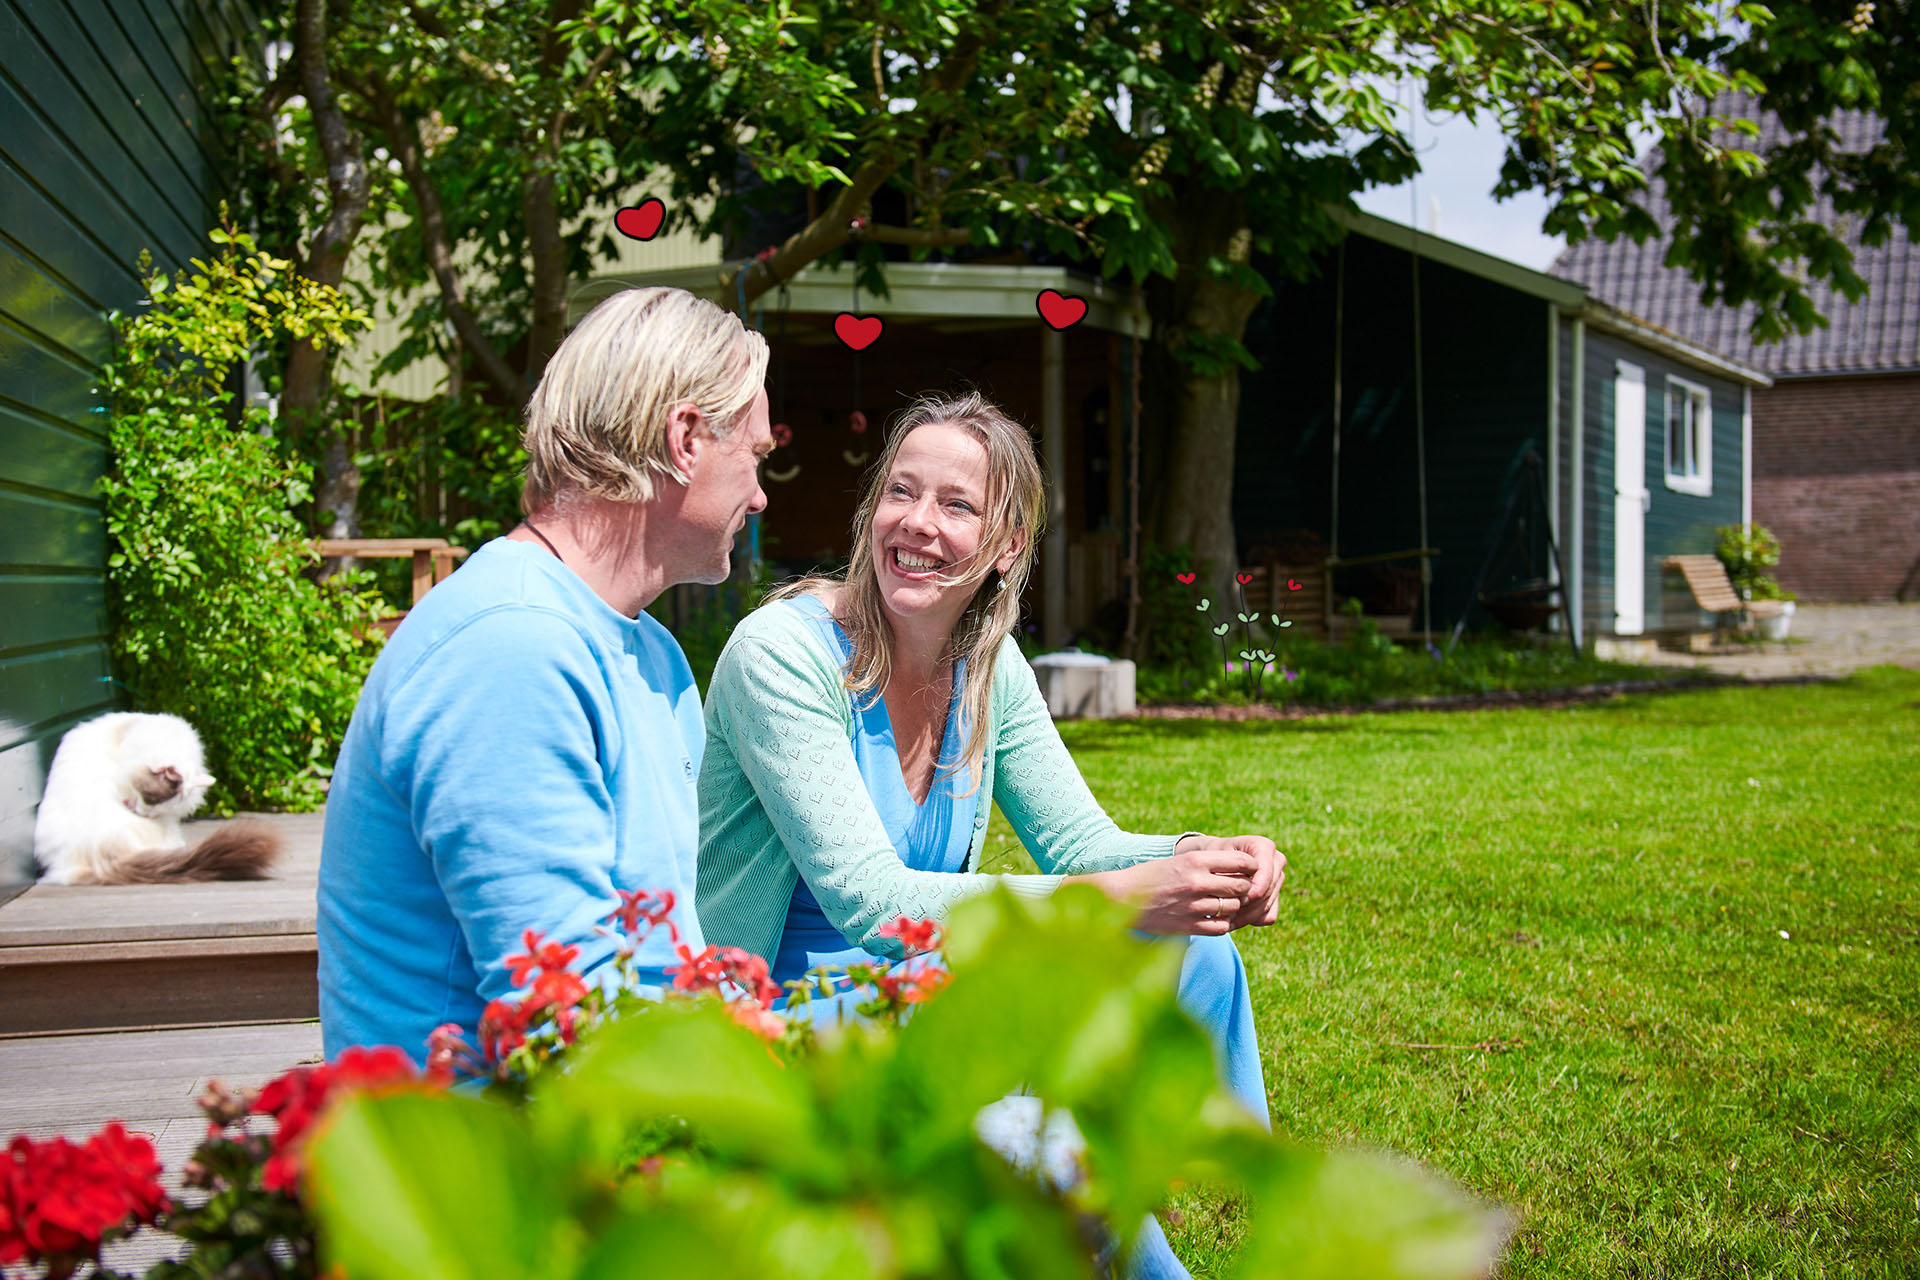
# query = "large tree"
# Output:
<box><xmin>246</xmin><ymin>1</ymin><xmax>1916</xmax><ymax>577</ymax></box>
<box><xmin>227</xmin><ymin>0</ymin><xmax>843</xmax><ymax>538</ymax></box>
<box><xmin>674</xmin><ymin>0</ymin><xmax>1918</xmax><ymax>579</ymax></box>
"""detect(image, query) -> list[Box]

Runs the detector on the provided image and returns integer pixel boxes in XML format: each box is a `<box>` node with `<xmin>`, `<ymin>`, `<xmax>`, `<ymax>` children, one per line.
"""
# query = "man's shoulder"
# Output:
<box><xmin>367</xmin><ymin>546</ymin><xmax>611</xmax><ymax>697</ymax></box>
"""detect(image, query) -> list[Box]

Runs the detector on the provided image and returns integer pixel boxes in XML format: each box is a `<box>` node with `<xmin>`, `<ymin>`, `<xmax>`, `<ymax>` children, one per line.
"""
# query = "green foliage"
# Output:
<box><xmin>100</xmin><ymin>228</ymin><xmax>384</xmax><ymax>812</ymax></box>
<box><xmin>307</xmin><ymin>888</ymin><xmax>1496</xmax><ymax>1278</ymax></box>
<box><xmin>279</xmin><ymin>390</ymin><xmax>529</xmax><ymax>607</ymax></box>
<box><xmin>1137</xmin><ymin>544</ymin><xmax>1219</xmax><ymax>675</ymax></box>
<box><xmin>1137</xmin><ymin>625</ymin><xmax>1666</xmax><ymax>710</ymax></box>
<box><xmin>1715</xmin><ymin>522</ymin><xmax>1796</xmax><ymax>603</ymax></box>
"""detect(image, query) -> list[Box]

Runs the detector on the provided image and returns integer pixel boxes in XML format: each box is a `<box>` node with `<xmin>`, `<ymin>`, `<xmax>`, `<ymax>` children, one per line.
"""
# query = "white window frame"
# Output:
<box><xmin>1663</xmin><ymin>375</ymin><xmax>1713</xmax><ymax>497</ymax></box>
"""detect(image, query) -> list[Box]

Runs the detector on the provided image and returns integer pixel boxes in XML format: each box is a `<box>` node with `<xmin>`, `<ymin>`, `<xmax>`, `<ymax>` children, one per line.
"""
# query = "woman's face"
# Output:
<box><xmin>869</xmin><ymin>422</ymin><xmax>1015</xmax><ymax>635</ymax></box>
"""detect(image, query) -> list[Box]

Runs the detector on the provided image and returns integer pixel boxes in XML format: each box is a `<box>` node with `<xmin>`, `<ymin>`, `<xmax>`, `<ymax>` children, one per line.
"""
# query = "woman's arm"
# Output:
<box><xmin>707</xmin><ymin>628</ymin><xmax>1057</xmax><ymax>959</ymax></box>
<box><xmin>988</xmin><ymin>642</ymin><xmax>1285</xmax><ymax>933</ymax></box>
<box><xmin>987</xmin><ymin>640</ymin><xmax>1178</xmax><ymax>875</ymax></box>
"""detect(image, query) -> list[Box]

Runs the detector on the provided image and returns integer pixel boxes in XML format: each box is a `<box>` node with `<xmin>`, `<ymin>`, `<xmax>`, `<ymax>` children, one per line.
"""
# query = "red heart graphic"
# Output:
<box><xmin>1035</xmin><ymin>289</ymin><xmax>1088</xmax><ymax>331</ymax></box>
<box><xmin>1236</xmin><ymin>572</ymin><xmax>1253</xmax><ymax>585</ymax></box>
<box><xmin>1175</xmin><ymin>572</ymin><xmax>1196</xmax><ymax>585</ymax></box>
<box><xmin>614</xmin><ymin>198</ymin><xmax>666</xmax><ymax>241</ymax></box>
<box><xmin>1287</xmin><ymin>578</ymin><xmax>1303</xmax><ymax>591</ymax></box>
<box><xmin>834</xmin><ymin>313</ymin><xmax>884</xmax><ymax>351</ymax></box>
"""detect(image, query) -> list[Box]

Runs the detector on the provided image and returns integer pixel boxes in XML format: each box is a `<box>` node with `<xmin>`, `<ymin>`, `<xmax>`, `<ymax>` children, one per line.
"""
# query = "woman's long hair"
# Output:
<box><xmin>766</xmin><ymin>390</ymin><xmax>1047</xmax><ymax>796</ymax></box>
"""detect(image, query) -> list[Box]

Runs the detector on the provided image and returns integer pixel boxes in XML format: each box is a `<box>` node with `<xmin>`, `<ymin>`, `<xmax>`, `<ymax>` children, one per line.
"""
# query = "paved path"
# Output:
<box><xmin>1634</xmin><ymin>601</ymin><xmax>1920</xmax><ymax>680</ymax></box>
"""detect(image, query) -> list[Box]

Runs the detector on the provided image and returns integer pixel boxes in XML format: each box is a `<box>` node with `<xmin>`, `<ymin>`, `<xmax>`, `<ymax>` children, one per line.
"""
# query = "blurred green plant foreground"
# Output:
<box><xmin>307</xmin><ymin>887</ymin><xmax>1502</xmax><ymax>1278</ymax></box>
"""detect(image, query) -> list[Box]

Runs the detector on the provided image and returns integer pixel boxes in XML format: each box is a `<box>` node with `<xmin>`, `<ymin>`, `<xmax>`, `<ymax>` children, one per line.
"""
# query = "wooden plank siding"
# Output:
<box><xmin>0</xmin><ymin>0</ymin><xmax>258</xmax><ymax>887</ymax></box>
<box><xmin>1580</xmin><ymin>330</ymin><xmax>1746</xmax><ymax>636</ymax></box>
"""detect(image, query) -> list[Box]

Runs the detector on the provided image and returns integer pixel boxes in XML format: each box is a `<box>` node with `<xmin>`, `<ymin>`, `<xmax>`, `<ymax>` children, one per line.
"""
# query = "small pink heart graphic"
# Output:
<box><xmin>614</xmin><ymin>198</ymin><xmax>666</xmax><ymax>241</ymax></box>
<box><xmin>1236</xmin><ymin>572</ymin><xmax>1253</xmax><ymax>585</ymax></box>
<box><xmin>1287</xmin><ymin>578</ymin><xmax>1303</xmax><ymax>591</ymax></box>
<box><xmin>1175</xmin><ymin>572</ymin><xmax>1196</xmax><ymax>585</ymax></box>
<box><xmin>1036</xmin><ymin>289</ymin><xmax>1088</xmax><ymax>330</ymax></box>
<box><xmin>834</xmin><ymin>313</ymin><xmax>883</xmax><ymax>351</ymax></box>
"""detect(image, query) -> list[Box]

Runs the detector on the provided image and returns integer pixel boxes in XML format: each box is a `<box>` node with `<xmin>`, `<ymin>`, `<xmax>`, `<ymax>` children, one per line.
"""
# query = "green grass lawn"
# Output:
<box><xmin>985</xmin><ymin>666</ymin><xmax>1920</xmax><ymax>1277</ymax></box>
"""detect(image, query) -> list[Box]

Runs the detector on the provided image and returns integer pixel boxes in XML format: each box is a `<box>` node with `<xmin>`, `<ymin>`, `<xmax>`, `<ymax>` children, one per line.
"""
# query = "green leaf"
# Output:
<box><xmin>540</xmin><ymin>1003</ymin><xmax>827</xmax><ymax>1175</ymax></box>
<box><xmin>305</xmin><ymin>1091</ymin><xmax>574</xmax><ymax>1280</ymax></box>
<box><xmin>1231</xmin><ymin>1145</ymin><xmax>1501</xmax><ymax>1279</ymax></box>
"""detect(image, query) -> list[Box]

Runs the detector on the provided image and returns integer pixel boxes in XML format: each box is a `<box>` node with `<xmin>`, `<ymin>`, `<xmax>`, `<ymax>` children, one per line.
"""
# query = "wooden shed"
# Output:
<box><xmin>1238</xmin><ymin>210</ymin><xmax>1772</xmax><ymax>655</ymax></box>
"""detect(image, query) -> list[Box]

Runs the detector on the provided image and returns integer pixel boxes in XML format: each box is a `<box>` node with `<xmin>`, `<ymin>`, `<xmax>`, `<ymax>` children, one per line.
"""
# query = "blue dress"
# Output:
<box><xmin>770</xmin><ymin>598</ymin><xmax>1266</xmax><ymax>1280</ymax></box>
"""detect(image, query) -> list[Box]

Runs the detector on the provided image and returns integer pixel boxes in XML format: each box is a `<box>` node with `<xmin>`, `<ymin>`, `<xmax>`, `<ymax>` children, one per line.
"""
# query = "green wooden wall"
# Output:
<box><xmin>0</xmin><ymin>0</ymin><xmax>256</xmax><ymax>887</ymax></box>
<box><xmin>1577</xmin><ymin>331</ymin><xmax>1746</xmax><ymax>637</ymax></box>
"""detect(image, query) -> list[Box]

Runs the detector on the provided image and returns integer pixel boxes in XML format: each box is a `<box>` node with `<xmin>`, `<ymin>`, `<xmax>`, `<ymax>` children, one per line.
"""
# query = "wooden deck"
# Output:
<box><xmin>0</xmin><ymin>813</ymin><xmax>329</xmax><ymax>1268</ymax></box>
<box><xmin>0</xmin><ymin>811</ymin><xmax>323</xmax><ymax>1037</ymax></box>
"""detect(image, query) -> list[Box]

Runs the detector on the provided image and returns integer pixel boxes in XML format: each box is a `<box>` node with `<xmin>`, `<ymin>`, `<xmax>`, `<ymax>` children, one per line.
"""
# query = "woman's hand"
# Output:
<box><xmin>1078</xmin><ymin>845</ymin><xmax>1265</xmax><ymax>937</ymax></box>
<box><xmin>1174</xmin><ymin>833</ymin><xmax>1285</xmax><ymax>929</ymax></box>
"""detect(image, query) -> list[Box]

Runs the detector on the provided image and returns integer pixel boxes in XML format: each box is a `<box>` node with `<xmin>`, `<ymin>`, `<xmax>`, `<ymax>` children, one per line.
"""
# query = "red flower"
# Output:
<box><xmin>251</xmin><ymin>1046</ymin><xmax>427</xmax><ymax>1195</ymax></box>
<box><xmin>878</xmin><ymin>916</ymin><xmax>944</xmax><ymax>957</ymax></box>
<box><xmin>0</xmin><ymin>1124</ymin><xmax>170</xmax><ymax>1268</ymax></box>
<box><xmin>480</xmin><ymin>997</ymin><xmax>531</xmax><ymax>1060</ymax></box>
<box><xmin>529</xmin><ymin>968</ymin><xmax>588</xmax><ymax>1013</ymax></box>
<box><xmin>666</xmin><ymin>943</ymin><xmax>729</xmax><ymax>995</ymax></box>
<box><xmin>876</xmin><ymin>963</ymin><xmax>951</xmax><ymax>1006</ymax></box>
<box><xmin>727</xmin><ymin>1000</ymin><xmax>787</xmax><ymax>1040</ymax></box>
<box><xmin>715</xmin><ymin>947</ymin><xmax>781</xmax><ymax>1009</ymax></box>
<box><xmin>605</xmin><ymin>888</ymin><xmax>679</xmax><ymax>943</ymax></box>
<box><xmin>425</xmin><ymin>1023</ymin><xmax>472</xmax><ymax>1082</ymax></box>
<box><xmin>506</xmin><ymin>929</ymin><xmax>580</xmax><ymax>988</ymax></box>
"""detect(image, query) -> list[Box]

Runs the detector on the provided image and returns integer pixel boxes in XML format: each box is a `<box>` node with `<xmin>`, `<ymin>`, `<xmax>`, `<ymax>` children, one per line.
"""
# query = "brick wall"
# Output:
<box><xmin>1752</xmin><ymin>373</ymin><xmax>1920</xmax><ymax>601</ymax></box>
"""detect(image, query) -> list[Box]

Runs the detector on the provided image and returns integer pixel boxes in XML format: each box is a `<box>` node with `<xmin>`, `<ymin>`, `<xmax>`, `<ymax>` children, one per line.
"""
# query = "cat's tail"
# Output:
<box><xmin>106</xmin><ymin>820</ymin><xmax>282</xmax><ymax>884</ymax></box>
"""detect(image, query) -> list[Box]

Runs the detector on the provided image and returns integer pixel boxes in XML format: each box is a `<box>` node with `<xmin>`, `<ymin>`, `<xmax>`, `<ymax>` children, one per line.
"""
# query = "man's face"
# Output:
<box><xmin>679</xmin><ymin>388</ymin><xmax>773</xmax><ymax>585</ymax></box>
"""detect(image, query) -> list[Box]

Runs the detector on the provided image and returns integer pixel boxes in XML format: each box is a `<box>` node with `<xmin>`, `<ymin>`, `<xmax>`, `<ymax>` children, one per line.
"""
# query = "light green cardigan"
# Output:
<box><xmin>695</xmin><ymin>599</ymin><xmax>1181</xmax><ymax>963</ymax></box>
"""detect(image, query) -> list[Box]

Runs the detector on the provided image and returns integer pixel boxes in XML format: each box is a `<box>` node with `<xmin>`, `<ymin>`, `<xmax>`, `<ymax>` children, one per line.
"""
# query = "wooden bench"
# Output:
<box><xmin>1662</xmin><ymin>554</ymin><xmax>1787</xmax><ymax>624</ymax></box>
<box><xmin>318</xmin><ymin>537</ymin><xmax>469</xmax><ymax>634</ymax></box>
<box><xmin>318</xmin><ymin>537</ymin><xmax>469</xmax><ymax>605</ymax></box>
<box><xmin>1239</xmin><ymin>561</ymin><xmax>1332</xmax><ymax>638</ymax></box>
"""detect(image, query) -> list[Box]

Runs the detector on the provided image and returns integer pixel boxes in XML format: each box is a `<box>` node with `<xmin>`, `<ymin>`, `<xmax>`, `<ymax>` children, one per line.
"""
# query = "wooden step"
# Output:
<box><xmin>0</xmin><ymin>812</ymin><xmax>323</xmax><ymax>1038</ymax></box>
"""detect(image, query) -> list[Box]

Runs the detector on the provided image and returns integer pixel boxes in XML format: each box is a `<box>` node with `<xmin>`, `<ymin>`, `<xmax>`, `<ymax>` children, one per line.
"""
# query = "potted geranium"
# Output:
<box><xmin>1716</xmin><ymin>523</ymin><xmax>1798</xmax><ymax>640</ymax></box>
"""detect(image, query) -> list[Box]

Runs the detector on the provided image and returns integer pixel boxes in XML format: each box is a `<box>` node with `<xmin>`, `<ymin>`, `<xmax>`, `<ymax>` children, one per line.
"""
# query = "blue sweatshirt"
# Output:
<box><xmin>317</xmin><ymin>538</ymin><xmax>706</xmax><ymax>1063</ymax></box>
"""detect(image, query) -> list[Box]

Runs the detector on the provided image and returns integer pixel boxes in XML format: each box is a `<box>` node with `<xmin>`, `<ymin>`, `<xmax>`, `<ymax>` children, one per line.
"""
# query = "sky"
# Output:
<box><xmin>1351</xmin><ymin>105</ymin><xmax>1570</xmax><ymax>273</ymax></box>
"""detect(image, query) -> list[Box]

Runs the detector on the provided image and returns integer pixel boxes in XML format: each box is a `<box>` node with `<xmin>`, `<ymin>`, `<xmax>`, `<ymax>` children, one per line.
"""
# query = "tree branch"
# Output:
<box><xmin>364</xmin><ymin>70</ymin><xmax>525</xmax><ymax>402</ymax></box>
<box><xmin>721</xmin><ymin>1</ymin><xmax>1006</xmax><ymax>305</ymax></box>
<box><xmin>865</xmin><ymin>224</ymin><xmax>972</xmax><ymax>247</ymax></box>
<box><xmin>294</xmin><ymin>0</ymin><xmax>368</xmax><ymax>291</ymax></box>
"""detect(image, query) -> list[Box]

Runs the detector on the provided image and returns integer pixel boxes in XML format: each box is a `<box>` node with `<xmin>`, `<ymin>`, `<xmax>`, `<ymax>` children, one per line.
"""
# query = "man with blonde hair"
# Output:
<box><xmin>319</xmin><ymin>287</ymin><xmax>774</xmax><ymax>1062</ymax></box>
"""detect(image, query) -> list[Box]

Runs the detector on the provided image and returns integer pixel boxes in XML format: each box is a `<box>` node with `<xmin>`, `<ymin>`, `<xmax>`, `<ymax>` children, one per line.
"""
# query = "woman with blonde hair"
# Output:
<box><xmin>698</xmin><ymin>390</ymin><xmax>1280</xmax><ymax>1275</ymax></box>
<box><xmin>697</xmin><ymin>388</ymin><xmax>1281</xmax><ymax>1157</ymax></box>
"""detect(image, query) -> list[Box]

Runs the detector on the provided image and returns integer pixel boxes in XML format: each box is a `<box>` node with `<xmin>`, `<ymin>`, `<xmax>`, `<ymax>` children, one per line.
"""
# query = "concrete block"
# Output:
<box><xmin>1030</xmin><ymin>653</ymin><xmax>1136</xmax><ymax>719</ymax></box>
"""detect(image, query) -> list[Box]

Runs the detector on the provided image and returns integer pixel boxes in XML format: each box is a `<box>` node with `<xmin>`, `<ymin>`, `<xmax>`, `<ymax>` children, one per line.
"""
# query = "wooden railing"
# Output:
<box><xmin>317</xmin><ymin>538</ymin><xmax>469</xmax><ymax>606</ymax></box>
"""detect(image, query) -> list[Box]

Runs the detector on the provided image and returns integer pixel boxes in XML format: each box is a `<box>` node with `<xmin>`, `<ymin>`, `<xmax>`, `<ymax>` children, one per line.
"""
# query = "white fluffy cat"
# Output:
<box><xmin>33</xmin><ymin>712</ymin><xmax>280</xmax><ymax>885</ymax></box>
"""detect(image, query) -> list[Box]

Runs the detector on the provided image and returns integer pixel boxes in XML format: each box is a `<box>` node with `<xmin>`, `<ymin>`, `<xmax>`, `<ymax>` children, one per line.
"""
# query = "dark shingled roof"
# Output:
<box><xmin>1551</xmin><ymin>103</ymin><xmax>1920</xmax><ymax>378</ymax></box>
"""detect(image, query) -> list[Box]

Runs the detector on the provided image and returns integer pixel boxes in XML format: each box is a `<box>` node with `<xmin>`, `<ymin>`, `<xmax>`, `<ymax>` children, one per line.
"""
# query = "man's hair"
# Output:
<box><xmin>520</xmin><ymin>287</ymin><xmax>770</xmax><ymax>514</ymax></box>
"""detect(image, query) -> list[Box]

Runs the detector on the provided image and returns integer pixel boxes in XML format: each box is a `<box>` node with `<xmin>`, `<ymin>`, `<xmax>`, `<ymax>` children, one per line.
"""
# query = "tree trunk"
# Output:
<box><xmin>523</xmin><ymin>164</ymin><xmax>568</xmax><ymax>390</ymax></box>
<box><xmin>1149</xmin><ymin>192</ymin><xmax>1262</xmax><ymax>589</ymax></box>
<box><xmin>316</xmin><ymin>424</ymin><xmax>362</xmax><ymax>542</ymax></box>
<box><xmin>288</xmin><ymin>0</ymin><xmax>370</xmax><ymax>556</ymax></box>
